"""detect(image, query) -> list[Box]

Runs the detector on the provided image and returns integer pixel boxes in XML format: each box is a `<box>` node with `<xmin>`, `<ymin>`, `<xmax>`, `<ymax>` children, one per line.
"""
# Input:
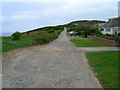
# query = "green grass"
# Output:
<box><xmin>2</xmin><ymin>30</ymin><xmax>62</xmax><ymax>52</ymax></box>
<box><xmin>70</xmin><ymin>39</ymin><xmax>110</xmax><ymax>47</ymax></box>
<box><xmin>86</xmin><ymin>51</ymin><xmax>118</xmax><ymax>88</ymax></box>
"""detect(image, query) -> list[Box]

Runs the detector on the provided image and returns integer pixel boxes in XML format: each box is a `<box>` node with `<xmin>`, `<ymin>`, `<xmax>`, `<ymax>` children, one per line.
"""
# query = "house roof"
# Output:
<box><xmin>104</xmin><ymin>17</ymin><xmax>120</xmax><ymax>27</ymax></box>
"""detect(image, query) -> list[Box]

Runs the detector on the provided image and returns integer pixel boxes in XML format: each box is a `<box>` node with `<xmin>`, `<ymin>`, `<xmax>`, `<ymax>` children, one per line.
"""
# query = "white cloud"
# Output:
<box><xmin>10</xmin><ymin>0</ymin><xmax>118</xmax><ymax>21</ymax></box>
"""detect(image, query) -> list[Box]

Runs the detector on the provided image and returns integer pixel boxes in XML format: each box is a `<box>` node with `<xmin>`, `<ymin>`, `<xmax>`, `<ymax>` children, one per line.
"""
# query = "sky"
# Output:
<box><xmin>1</xmin><ymin>0</ymin><xmax>119</xmax><ymax>33</ymax></box>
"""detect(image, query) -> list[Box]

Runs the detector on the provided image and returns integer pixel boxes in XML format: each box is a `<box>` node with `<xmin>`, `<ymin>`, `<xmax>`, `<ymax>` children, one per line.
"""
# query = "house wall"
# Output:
<box><xmin>114</xmin><ymin>27</ymin><xmax>120</xmax><ymax>34</ymax></box>
<box><xmin>101</xmin><ymin>27</ymin><xmax>114</xmax><ymax>35</ymax></box>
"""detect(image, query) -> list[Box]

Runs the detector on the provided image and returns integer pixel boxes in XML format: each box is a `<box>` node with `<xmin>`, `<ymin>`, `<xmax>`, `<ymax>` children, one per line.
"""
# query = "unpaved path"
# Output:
<box><xmin>3</xmin><ymin>28</ymin><xmax>101</xmax><ymax>88</ymax></box>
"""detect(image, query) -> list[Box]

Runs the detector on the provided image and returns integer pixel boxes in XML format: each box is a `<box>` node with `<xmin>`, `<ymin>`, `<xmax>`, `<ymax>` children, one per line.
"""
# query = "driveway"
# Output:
<box><xmin>3</xmin><ymin>28</ymin><xmax>101</xmax><ymax>88</ymax></box>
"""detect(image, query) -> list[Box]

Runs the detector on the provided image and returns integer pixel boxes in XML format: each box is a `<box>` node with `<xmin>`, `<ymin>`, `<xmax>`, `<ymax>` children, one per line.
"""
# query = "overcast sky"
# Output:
<box><xmin>1</xmin><ymin>0</ymin><xmax>119</xmax><ymax>33</ymax></box>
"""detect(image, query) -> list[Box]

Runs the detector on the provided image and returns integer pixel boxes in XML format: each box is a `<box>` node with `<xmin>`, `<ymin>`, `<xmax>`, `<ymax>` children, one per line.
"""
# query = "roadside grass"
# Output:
<box><xmin>2</xmin><ymin>30</ymin><xmax>62</xmax><ymax>52</ymax></box>
<box><xmin>86</xmin><ymin>51</ymin><xmax>118</xmax><ymax>88</ymax></box>
<box><xmin>70</xmin><ymin>39</ymin><xmax>110</xmax><ymax>47</ymax></box>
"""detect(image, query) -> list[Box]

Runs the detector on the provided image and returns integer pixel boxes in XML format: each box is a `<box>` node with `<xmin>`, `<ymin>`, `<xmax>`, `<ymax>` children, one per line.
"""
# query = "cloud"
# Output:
<box><xmin>2</xmin><ymin>1</ymin><xmax>118</xmax><ymax>33</ymax></box>
<box><xmin>10</xmin><ymin>1</ymin><xmax>117</xmax><ymax>21</ymax></box>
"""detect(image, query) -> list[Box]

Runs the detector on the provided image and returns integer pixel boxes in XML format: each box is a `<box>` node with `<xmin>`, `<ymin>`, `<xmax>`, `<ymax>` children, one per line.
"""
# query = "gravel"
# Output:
<box><xmin>2</xmin><ymin>28</ymin><xmax>101</xmax><ymax>88</ymax></box>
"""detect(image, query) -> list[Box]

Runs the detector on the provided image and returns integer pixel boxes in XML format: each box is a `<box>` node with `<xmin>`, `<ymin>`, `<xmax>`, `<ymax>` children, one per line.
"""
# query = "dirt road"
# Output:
<box><xmin>3</xmin><ymin>28</ymin><xmax>101</xmax><ymax>88</ymax></box>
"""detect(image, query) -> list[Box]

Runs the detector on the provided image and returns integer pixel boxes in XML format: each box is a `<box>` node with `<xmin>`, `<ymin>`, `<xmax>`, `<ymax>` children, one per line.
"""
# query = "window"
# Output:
<box><xmin>106</xmin><ymin>27</ymin><xmax>110</xmax><ymax>32</ymax></box>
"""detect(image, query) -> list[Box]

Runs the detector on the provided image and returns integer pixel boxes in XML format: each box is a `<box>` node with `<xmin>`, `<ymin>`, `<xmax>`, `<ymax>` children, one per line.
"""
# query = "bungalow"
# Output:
<box><xmin>101</xmin><ymin>17</ymin><xmax>120</xmax><ymax>35</ymax></box>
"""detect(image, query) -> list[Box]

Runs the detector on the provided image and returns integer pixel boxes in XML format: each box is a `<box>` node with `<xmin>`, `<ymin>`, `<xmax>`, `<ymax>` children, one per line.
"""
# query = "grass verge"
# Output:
<box><xmin>86</xmin><ymin>51</ymin><xmax>118</xmax><ymax>88</ymax></box>
<box><xmin>70</xmin><ymin>39</ymin><xmax>110</xmax><ymax>47</ymax></box>
<box><xmin>2</xmin><ymin>30</ymin><xmax>62</xmax><ymax>52</ymax></box>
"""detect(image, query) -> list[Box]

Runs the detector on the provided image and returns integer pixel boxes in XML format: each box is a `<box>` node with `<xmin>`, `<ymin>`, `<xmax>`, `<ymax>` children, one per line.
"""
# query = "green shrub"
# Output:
<box><xmin>48</xmin><ymin>30</ymin><xmax>55</xmax><ymax>33</ymax></box>
<box><xmin>34</xmin><ymin>36</ymin><xmax>49</xmax><ymax>44</ymax></box>
<box><xmin>33</xmin><ymin>32</ymin><xmax>59</xmax><ymax>45</ymax></box>
<box><xmin>118</xmin><ymin>32</ymin><xmax>120</xmax><ymax>36</ymax></box>
<box><xmin>12</xmin><ymin>31</ymin><xmax>22</xmax><ymax>40</ymax></box>
<box><xmin>57</xmin><ymin>30</ymin><xmax>62</xmax><ymax>34</ymax></box>
<box><xmin>78</xmin><ymin>31</ymin><xmax>83</xmax><ymax>35</ymax></box>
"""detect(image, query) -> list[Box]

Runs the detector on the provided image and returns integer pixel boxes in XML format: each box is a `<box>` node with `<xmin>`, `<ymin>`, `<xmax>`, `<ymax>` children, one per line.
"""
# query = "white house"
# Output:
<box><xmin>98</xmin><ymin>23</ymin><xmax>105</xmax><ymax>31</ymax></box>
<box><xmin>101</xmin><ymin>17</ymin><xmax>120</xmax><ymax>35</ymax></box>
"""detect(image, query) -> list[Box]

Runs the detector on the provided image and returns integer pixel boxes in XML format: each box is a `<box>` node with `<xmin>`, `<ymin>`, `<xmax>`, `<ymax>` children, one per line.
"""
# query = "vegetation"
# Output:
<box><xmin>2</xmin><ymin>25</ymin><xmax>64</xmax><ymax>52</ymax></box>
<box><xmin>23</xmin><ymin>25</ymin><xmax>64</xmax><ymax>34</ymax></box>
<box><xmin>12</xmin><ymin>31</ymin><xmax>22</xmax><ymax>40</ymax></box>
<box><xmin>48</xmin><ymin>29</ymin><xmax>55</xmax><ymax>33</ymax></box>
<box><xmin>33</xmin><ymin>31</ymin><xmax>59</xmax><ymax>45</ymax></box>
<box><xmin>86</xmin><ymin>51</ymin><xmax>118</xmax><ymax>88</ymax></box>
<box><xmin>67</xmin><ymin>20</ymin><xmax>106</xmax><ymax>27</ymax></box>
<box><xmin>66</xmin><ymin>21</ymin><xmax>100</xmax><ymax>38</ymax></box>
<box><xmin>70</xmin><ymin>39</ymin><xmax>110</xmax><ymax>47</ymax></box>
<box><xmin>95</xmin><ymin>33</ymin><xmax>117</xmax><ymax>41</ymax></box>
<box><xmin>66</xmin><ymin>20</ymin><xmax>118</xmax><ymax>41</ymax></box>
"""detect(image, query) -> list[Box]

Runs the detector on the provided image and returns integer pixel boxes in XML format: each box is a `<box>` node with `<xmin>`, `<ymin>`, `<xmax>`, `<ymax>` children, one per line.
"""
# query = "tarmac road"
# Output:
<box><xmin>2</xmin><ymin>28</ymin><xmax>101</xmax><ymax>88</ymax></box>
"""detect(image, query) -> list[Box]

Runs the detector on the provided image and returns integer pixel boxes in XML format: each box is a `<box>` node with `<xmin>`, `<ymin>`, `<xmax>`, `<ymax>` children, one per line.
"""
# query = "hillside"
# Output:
<box><xmin>2</xmin><ymin>20</ymin><xmax>106</xmax><ymax>52</ymax></box>
<box><xmin>2</xmin><ymin>25</ymin><xmax>65</xmax><ymax>52</ymax></box>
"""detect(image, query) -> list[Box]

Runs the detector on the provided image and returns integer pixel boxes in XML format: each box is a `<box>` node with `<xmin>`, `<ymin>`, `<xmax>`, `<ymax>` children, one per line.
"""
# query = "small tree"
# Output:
<box><xmin>12</xmin><ymin>31</ymin><xmax>22</xmax><ymax>40</ymax></box>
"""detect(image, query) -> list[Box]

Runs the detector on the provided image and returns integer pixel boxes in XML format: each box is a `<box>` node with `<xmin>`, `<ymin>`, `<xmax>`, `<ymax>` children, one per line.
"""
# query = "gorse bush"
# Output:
<box><xmin>12</xmin><ymin>31</ymin><xmax>22</xmax><ymax>40</ymax></box>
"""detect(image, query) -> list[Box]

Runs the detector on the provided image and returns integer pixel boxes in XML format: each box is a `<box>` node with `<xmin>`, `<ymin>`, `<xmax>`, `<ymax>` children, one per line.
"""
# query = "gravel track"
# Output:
<box><xmin>3</xmin><ymin>28</ymin><xmax>101</xmax><ymax>88</ymax></box>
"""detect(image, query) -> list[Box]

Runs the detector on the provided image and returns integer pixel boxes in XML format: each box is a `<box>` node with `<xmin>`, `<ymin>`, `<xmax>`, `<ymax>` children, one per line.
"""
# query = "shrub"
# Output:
<box><xmin>33</xmin><ymin>32</ymin><xmax>59</xmax><ymax>45</ymax></box>
<box><xmin>34</xmin><ymin>36</ymin><xmax>49</xmax><ymax>44</ymax></box>
<box><xmin>118</xmin><ymin>32</ymin><xmax>120</xmax><ymax>36</ymax></box>
<box><xmin>12</xmin><ymin>31</ymin><xmax>22</xmax><ymax>40</ymax></box>
<box><xmin>78</xmin><ymin>31</ymin><xmax>83</xmax><ymax>35</ymax></box>
<box><xmin>48</xmin><ymin>30</ymin><xmax>55</xmax><ymax>33</ymax></box>
<box><xmin>57</xmin><ymin>30</ymin><xmax>62</xmax><ymax>34</ymax></box>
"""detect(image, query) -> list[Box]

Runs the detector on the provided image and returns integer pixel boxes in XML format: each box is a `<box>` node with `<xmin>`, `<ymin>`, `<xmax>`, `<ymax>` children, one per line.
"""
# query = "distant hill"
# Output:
<box><xmin>22</xmin><ymin>20</ymin><xmax>106</xmax><ymax>35</ymax></box>
<box><xmin>22</xmin><ymin>25</ymin><xmax>65</xmax><ymax>35</ymax></box>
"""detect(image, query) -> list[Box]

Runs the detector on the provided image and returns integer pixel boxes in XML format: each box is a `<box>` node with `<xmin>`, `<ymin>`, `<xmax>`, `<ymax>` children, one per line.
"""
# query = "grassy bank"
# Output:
<box><xmin>70</xmin><ymin>39</ymin><xmax>110</xmax><ymax>47</ymax></box>
<box><xmin>2</xmin><ymin>30</ymin><xmax>62</xmax><ymax>52</ymax></box>
<box><xmin>86</xmin><ymin>51</ymin><xmax>118</xmax><ymax>88</ymax></box>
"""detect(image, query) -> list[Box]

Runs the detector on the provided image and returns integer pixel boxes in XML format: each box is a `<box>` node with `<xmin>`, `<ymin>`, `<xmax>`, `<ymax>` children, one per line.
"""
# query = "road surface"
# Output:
<box><xmin>3</xmin><ymin>28</ymin><xmax>101</xmax><ymax>88</ymax></box>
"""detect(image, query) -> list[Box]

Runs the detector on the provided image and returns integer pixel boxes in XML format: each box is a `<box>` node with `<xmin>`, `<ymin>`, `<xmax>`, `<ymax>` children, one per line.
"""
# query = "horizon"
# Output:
<box><xmin>1</xmin><ymin>0</ymin><xmax>119</xmax><ymax>33</ymax></box>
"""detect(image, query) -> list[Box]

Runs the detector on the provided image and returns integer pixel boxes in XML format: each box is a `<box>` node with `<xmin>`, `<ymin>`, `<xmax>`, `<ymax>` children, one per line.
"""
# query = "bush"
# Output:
<box><xmin>78</xmin><ymin>31</ymin><xmax>84</xmax><ymax>35</ymax></box>
<box><xmin>118</xmin><ymin>32</ymin><xmax>120</xmax><ymax>36</ymax></box>
<box><xmin>33</xmin><ymin>32</ymin><xmax>59</xmax><ymax>45</ymax></box>
<box><xmin>48</xmin><ymin>30</ymin><xmax>55</xmax><ymax>33</ymax></box>
<box><xmin>34</xmin><ymin>36</ymin><xmax>49</xmax><ymax>44</ymax></box>
<box><xmin>57</xmin><ymin>30</ymin><xmax>62</xmax><ymax>34</ymax></box>
<box><xmin>12</xmin><ymin>31</ymin><xmax>22</xmax><ymax>40</ymax></box>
